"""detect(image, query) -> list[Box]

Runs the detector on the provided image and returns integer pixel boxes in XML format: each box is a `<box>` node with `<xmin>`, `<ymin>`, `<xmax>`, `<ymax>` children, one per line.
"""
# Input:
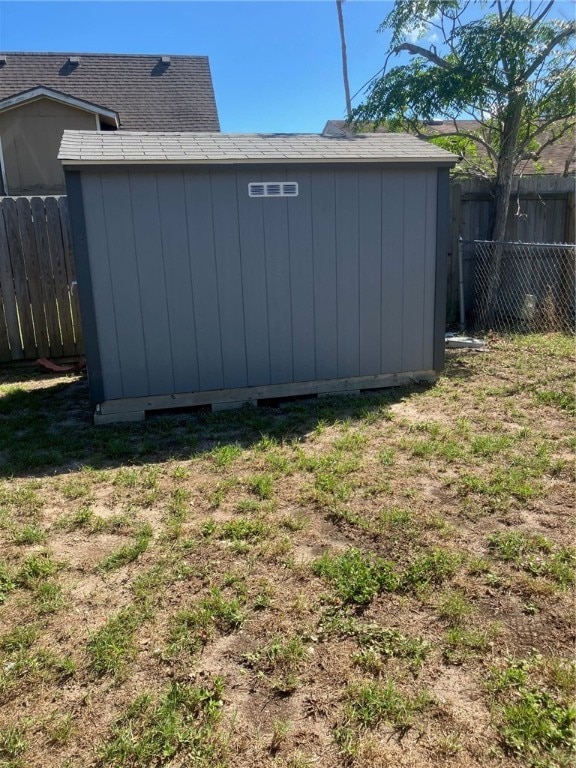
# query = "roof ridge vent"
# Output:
<box><xmin>68</xmin><ymin>56</ymin><xmax>80</xmax><ymax>65</ymax></box>
<box><xmin>161</xmin><ymin>56</ymin><xmax>171</xmax><ymax>65</ymax></box>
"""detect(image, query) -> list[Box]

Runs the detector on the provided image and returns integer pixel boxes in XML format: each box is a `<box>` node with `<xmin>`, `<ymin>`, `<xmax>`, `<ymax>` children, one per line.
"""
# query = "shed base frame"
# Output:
<box><xmin>93</xmin><ymin>370</ymin><xmax>437</xmax><ymax>424</ymax></box>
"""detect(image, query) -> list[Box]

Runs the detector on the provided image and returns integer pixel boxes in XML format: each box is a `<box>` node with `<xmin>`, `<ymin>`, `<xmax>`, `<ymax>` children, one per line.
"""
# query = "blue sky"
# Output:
<box><xmin>0</xmin><ymin>1</ymin><xmax>409</xmax><ymax>132</ymax></box>
<box><xmin>0</xmin><ymin>1</ymin><xmax>573</xmax><ymax>133</ymax></box>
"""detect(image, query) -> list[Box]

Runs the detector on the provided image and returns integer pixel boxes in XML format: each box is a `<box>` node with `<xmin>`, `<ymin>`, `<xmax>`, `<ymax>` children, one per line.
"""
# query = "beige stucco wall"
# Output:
<box><xmin>0</xmin><ymin>98</ymin><xmax>96</xmax><ymax>194</ymax></box>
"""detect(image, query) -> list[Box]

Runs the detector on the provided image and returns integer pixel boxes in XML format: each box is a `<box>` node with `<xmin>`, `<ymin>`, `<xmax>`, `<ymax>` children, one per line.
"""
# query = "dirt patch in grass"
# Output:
<box><xmin>0</xmin><ymin>335</ymin><xmax>574</xmax><ymax>767</ymax></box>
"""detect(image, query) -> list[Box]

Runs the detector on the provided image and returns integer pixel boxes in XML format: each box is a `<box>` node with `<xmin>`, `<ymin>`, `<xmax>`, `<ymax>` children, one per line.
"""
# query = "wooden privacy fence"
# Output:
<box><xmin>0</xmin><ymin>196</ymin><xmax>83</xmax><ymax>362</ymax></box>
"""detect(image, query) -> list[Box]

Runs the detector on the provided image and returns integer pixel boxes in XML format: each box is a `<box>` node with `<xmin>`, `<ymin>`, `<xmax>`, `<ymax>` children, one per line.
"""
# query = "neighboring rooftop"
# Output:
<box><xmin>324</xmin><ymin>119</ymin><xmax>575</xmax><ymax>176</ymax></box>
<box><xmin>0</xmin><ymin>52</ymin><xmax>220</xmax><ymax>131</ymax></box>
<box><xmin>59</xmin><ymin>130</ymin><xmax>459</xmax><ymax>165</ymax></box>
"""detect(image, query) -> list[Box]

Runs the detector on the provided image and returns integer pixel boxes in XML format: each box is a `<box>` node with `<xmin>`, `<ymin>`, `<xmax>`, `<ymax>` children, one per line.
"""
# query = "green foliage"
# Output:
<box><xmin>402</xmin><ymin>547</ymin><xmax>460</xmax><ymax>591</ymax></box>
<box><xmin>168</xmin><ymin>589</ymin><xmax>245</xmax><ymax>656</ymax></box>
<box><xmin>0</xmin><ymin>561</ymin><xmax>15</xmax><ymax>604</ymax></box>
<box><xmin>97</xmin><ymin>679</ymin><xmax>225</xmax><ymax>767</ymax></box>
<box><xmin>87</xmin><ymin>607</ymin><xmax>144</xmax><ymax>677</ymax></box>
<box><xmin>98</xmin><ymin>524</ymin><xmax>153</xmax><ymax>572</ymax></box>
<box><xmin>217</xmin><ymin>518</ymin><xmax>268</xmax><ymax>542</ymax></box>
<box><xmin>356</xmin><ymin>624</ymin><xmax>431</xmax><ymax>671</ymax></box>
<box><xmin>243</xmin><ymin>635</ymin><xmax>307</xmax><ymax>694</ymax></box>
<box><xmin>345</xmin><ymin>679</ymin><xmax>431</xmax><ymax>729</ymax></box>
<box><xmin>312</xmin><ymin>548</ymin><xmax>399</xmax><ymax>605</ymax></box>
<box><xmin>488</xmin><ymin>658</ymin><xmax>576</xmax><ymax>766</ymax></box>
<box><xmin>488</xmin><ymin>532</ymin><xmax>575</xmax><ymax>586</ymax></box>
<box><xmin>353</xmin><ymin>0</ymin><xmax>576</xmax><ymax>240</ymax></box>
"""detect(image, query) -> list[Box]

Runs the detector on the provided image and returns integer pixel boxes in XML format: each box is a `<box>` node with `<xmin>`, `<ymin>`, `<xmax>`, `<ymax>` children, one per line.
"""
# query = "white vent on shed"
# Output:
<box><xmin>248</xmin><ymin>182</ymin><xmax>299</xmax><ymax>198</ymax></box>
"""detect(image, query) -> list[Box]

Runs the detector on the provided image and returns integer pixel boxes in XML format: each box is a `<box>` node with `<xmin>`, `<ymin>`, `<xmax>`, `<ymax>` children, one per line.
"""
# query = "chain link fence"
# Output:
<box><xmin>460</xmin><ymin>240</ymin><xmax>575</xmax><ymax>334</ymax></box>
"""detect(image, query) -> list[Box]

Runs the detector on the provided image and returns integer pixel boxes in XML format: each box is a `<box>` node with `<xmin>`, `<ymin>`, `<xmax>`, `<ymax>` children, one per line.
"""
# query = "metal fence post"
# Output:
<box><xmin>458</xmin><ymin>237</ymin><xmax>466</xmax><ymax>332</ymax></box>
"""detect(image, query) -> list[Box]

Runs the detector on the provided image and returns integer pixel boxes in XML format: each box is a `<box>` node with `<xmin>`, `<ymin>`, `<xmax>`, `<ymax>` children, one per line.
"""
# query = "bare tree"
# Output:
<box><xmin>336</xmin><ymin>0</ymin><xmax>353</xmax><ymax>120</ymax></box>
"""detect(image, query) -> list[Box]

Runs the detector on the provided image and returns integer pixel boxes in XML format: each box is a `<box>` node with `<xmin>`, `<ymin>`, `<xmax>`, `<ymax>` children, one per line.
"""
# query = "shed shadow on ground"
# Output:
<box><xmin>0</xmin><ymin>353</ymin><xmax>474</xmax><ymax>480</ymax></box>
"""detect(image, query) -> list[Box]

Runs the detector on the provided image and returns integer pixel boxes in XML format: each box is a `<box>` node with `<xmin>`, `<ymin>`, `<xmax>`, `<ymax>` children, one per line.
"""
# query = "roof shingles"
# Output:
<box><xmin>59</xmin><ymin>130</ymin><xmax>459</xmax><ymax>165</ymax></box>
<box><xmin>0</xmin><ymin>52</ymin><xmax>219</xmax><ymax>131</ymax></box>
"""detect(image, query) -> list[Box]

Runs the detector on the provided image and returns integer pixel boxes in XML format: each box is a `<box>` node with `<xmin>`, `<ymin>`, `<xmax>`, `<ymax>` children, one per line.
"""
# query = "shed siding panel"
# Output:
<box><xmin>380</xmin><ymin>171</ymin><xmax>405</xmax><ymax>374</ymax></box>
<box><xmin>210</xmin><ymin>170</ymin><xmax>248</xmax><ymax>389</ymax></box>
<box><xmin>80</xmin><ymin>174</ymin><xmax>123</xmax><ymax>399</ymax></box>
<box><xmin>311</xmin><ymin>169</ymin><xmax>338</xmax><ymax>380</ymax></box>
<box><xmin>235</xmin><ymin>169</ymin><xmax>271</xmax><ymax>386</ymax></box>
<box><xmin>129</xmin><ymin>173</ymin><xmax>174</xmax><ymax>395</ymax></box>
<box><xmin>358</xmin><ymin>169</ymin><xmax>382</xmax><ymax>375</ymax></box>
<box><xmin>184</xmin><ymin>172</ymin><xmax>225</xmax><ymax>391</ymax></box>
<box><xmin>287</xmin><ymin>170</ymin><xmax>316</xmax><ymax>382</ymax></box>
<box><xmin>100</xmin><ymin>174</ymin><xmax>149</xmax><ymax>397</ymax></box>
<box><xmin>157</xmin><ymin>172</ymin><xmax>200</xmax><ymax>393</ymax></box>
<box><xmin>422</xmin><ymin>170</ymin><xmax>438</xmax><ymax>369</ymax></box>
<box><xmin>76</xmin><ymin>162</ymin><xmax>442</xmax><ymax>408</ymax></box>
<box><xmin>401</xmin><ymin>171</ymin><xmax>428</xmax><ymax>372</ymax></box>
<box><xmin>261</xmin><ymin>170</ymin><xmax>294</xmax><ymax>385</ymax></box>
<box><xmin>335</xmin><ymin>169</ymin><xmax>360</xmax><ymax>378</ymax></box>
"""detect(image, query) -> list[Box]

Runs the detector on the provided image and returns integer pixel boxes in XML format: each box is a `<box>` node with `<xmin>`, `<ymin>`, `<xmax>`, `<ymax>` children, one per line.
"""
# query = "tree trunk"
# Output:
<box><xmin>336</xmin><ymin>0</ymin><xmax>352</xmax><ymax>120</ymax></box>
<box><xmin>479</xmin><ymin>98</ymin><xmax>524</xmax><ymax>328</ymax></box>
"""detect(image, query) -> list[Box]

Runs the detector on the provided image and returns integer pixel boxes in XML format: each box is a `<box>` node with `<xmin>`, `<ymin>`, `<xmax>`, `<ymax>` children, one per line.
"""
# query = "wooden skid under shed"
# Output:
<box><xmin>93</xmin><ymin>370</ymin><xmax>436</xmax><ymax>424</ymax></box>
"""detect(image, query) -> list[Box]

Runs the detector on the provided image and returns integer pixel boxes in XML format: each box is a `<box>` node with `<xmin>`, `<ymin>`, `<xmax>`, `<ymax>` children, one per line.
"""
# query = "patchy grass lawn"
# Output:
<box><xmin>0</xmin><ymin>334</ymin><xmax>574</xmax><ymax>768</ymax></box>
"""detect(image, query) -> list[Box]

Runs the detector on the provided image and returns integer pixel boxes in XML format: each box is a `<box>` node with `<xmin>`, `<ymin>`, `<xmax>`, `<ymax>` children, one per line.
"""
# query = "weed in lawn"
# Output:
<box><xmin>87</xmin><ymin>606</ymin><xmax>144</xmax><ymax>677</ymax></box>
<box><xmin>16</xmin><ymin>552</ymin><xmax>60</xmax><ymax>588</ymax></box>
<box><xmin>217</xmin><ymin>518</ymin><xmax>269</xmax><ymax>543</ymax></box>
<box><xmin>34</xmin><ymin>580</ymin><xmax>65</xmax><ymax>614</ymax></box>
<box><xmin>312</xmin><ymin>548</ymin><xmax>399</xmax><ymax>605</ymax></box>
<box><xmin>443</xmin><ymin>626</ymin><xmax>492</xmax><ymax>664</ymax></box>
<box><xmin>470</xmin><ymin>434</ymin><xmax>512</xmax><ymax>457</ymax></box>
<box><xmin>97</xmin><ymin>678</ymin><xmax>226</xmax><ymax>768</ymax></box>
<box><xmin>488</xmin><ymin>532</ymin><xmax>575</xmax><ymax>586</ymax></box>
<box><xmin>436</xmin><ymin>590</ymin><xmax>474</xmax><ymax>625</ymax></box>
<box><xmin>487</xmin><ymin>657</ymin><xmax>576</xmax><ymax>766</ymax></box>
<box><xmin>132</xmin><ymin>560</ymin><xmax>173</xmax><ymax>605</ymax></box>
<box><xmin>244</xmin><ymin>635</ymin><xmax>308</xmax><ymax>694</ymax></box>
<box><xmin>270</xmin><ymin>718</ymin><xmax>291</xmax><ymax>754</ymax></box>
<box><xmin>171</xmin><ymin>465</ymin><xmax>190</xmax><ymax>480</ymax></box>
<box><xmin>0</xmin><ymin>625</ymin><xmax>39</xmax><ymax>652</ymax></box>
<box><xmin>164</xmin><ymin>487</ymin><xmax>191</xmax><ymax>539</ymax></box>
<box><xmin>344</xmin><ymin>679</ymin><xmax>431</xmax><ymax>730</ymax></box>
<box><xmin>279</xmin><ymin>511</ymin><xmax>308</xmax><ymax>532</ymax></box>
<box><xmin>0</xmin><ymin>725</ymin><xmax>26</xmax><ymax>762</ymax></box>
<box><xmin>378</xmin><ymin>447</ymin><xmax>395</xmax><ymax>466</ymax></box>
<box><xmin>208</xmin><ymin>478</ymin><xmax>238</xmax><ymax>509</ymax></box>
<box><xmin>356</xmin><ymin>624</ymin><xmax>431</xmax><ymax>672</ymax></box>
<box><xmin>401</xmin><ymin>547</ymin><xmax>461</xmax><ymax>592</ymax></box>
<box><xmin>114</xmin><ymin>468</ymin><xmax>139</xmax><ymax>488</ymax></box>
<box><xmin>54</xmin><ymin>505</ymin><xmax>95</xmax><ymax>532</ymax></box>
<box><xmin>210</xmin><ymin>443</ymin><xmax>243</xmax><ymax>467</ymax></box>
<box><xmin>97</xmin><ymin>523</ymin><xmax>153</xmax><ymax>572</ymax></box>
<box><xmin>167</xmin><ymin>589</ymin><xmax>245</xmax><ymax>657</ymax></box>
<box><xmin>535</xmin><ymin>388</ymin><xmax>575</xmax><ymax>415</ymax></box>
<box><xmin>61</xmin><ymin>476</ymin><xmax>92</xmax><ymax>500</ymax></box>
<box><xmin>246</xmin><ymin>473</ymin><xmax>274</xmax><ymax>500</ymax></box>
<box><xmin>0</xmin><ymin>562</ymin><xmax>15</xmax><ymax>605</ymax></box>
<box><xmin>458</xmin><ymin>468</ymin><xmax>541</xmax><ymax>503</ymax></box>
<box><xmin>0</xmin><ymin>481</ymin><xmax>43</xmax><ymax>518</ymax></box>
<box><xmin>44</xmin><ymin>713</ymin><xmax>75</xmax><ymax>746</ymax></box>
<box><xmin>10</xmin><ymin>523</ymin><xmax>46</xmax><ymax>545</ymax></box>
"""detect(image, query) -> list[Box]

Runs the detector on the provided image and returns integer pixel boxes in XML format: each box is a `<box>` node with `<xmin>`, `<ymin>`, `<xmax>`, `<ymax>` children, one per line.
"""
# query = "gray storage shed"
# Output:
<box><xmin>60</xmin><ymin>130</ymin><xmax>457</xmax><ymax>423</ymax></box>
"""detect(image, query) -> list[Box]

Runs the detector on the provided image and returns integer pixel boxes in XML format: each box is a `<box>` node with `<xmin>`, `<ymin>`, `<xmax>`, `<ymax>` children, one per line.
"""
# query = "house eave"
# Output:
<box><xmin>0</xmin><ymin>86</ymin><xmax>119</xmax><ymax>127</ymax></box>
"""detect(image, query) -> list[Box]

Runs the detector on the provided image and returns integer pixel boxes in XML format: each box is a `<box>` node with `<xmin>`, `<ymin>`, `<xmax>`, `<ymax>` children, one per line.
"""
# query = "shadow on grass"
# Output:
<box><xmin>0</xmin><ymin>358</ymin><xmax>467</xmax><ymax>479</ymax></box>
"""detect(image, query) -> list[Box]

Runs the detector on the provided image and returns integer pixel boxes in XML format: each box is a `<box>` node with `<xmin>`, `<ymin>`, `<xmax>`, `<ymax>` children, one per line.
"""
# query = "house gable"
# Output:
<box><xmin>0</xmin><ymin>97</ymin><xmax>100</xmax><ymax>194</ymax></box>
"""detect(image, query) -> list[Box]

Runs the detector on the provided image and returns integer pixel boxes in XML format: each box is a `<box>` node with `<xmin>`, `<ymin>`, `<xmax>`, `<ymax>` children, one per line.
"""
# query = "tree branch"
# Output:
<box><xmin>393</xmin><ymin>42</ymin><xmax>453</xmax><ymax>69</ymax></box>
<box><xmin>521</xmin><ymin>24</ymin><xmax>576</xmax><ymax>83</ymax></box>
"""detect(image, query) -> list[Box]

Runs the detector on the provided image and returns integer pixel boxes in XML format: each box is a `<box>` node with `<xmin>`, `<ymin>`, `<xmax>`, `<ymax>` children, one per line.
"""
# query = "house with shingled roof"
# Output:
<box><xmin>0</xmin><ymin>52</ymin><xmax>220</xmax><ymax>195</ymax></box>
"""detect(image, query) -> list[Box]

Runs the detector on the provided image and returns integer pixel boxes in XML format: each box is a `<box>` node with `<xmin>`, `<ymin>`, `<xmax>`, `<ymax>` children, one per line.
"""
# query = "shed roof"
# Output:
<box><xmin>324</xmin><ymin>119</ymin><xmax>575</xmax><ymax>176</ymax></box>
<box><xmin>0</xmin><ymin>52</ymin><xmax>220</xmax><ymax>131</ymax></box>
<box><xmin>59</xmin><ymin>130</ymin><xmax>459</xmax><ymax>165</ymax></box>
